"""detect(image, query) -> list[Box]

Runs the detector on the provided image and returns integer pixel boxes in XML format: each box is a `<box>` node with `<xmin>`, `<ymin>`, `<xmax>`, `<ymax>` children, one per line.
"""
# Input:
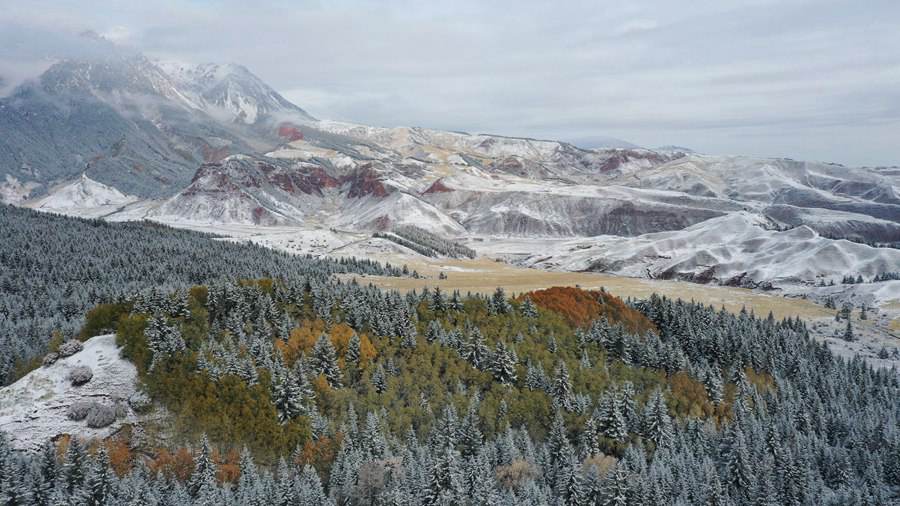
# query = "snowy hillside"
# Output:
<box><xmin>0</xmin><ymin>335</ymin><xmax>139</xmax><ymax>450</ymax></box>
<box><xmin>482</xmin><ymin>212</ymin><xmax>900</xmax><ymax>286</ymax></box>
<box><xmin>25</xmin><ymin>174</ymin><xmax>139</xmax><ymax>218</ymax></box>
<box><xmin>5</xmin><ymin>47</ymin><xmax>898</xmax><ymax>290</ymax></box>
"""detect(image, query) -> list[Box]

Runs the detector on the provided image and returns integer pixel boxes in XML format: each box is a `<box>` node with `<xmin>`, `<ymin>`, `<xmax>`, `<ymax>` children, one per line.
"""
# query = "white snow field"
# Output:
<box><xmin>0</xmin><ymin>335</ymin><xmax>139</xmax><ymax>450</ymax></box>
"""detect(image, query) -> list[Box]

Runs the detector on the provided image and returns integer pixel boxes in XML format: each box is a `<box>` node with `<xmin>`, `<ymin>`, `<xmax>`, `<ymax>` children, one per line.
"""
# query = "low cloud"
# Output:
<box><xmin>1</xmin><ymin>0</ymin><xmax>898</xmax><ymax>166</ymax></box>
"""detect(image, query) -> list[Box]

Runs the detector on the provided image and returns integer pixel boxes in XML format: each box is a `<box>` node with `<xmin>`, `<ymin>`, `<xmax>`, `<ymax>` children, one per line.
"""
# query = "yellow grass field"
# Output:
<box><xmin>344</xmin><ymin>257</ymin><xmax>834</xmax><ymax>321</ymax></box>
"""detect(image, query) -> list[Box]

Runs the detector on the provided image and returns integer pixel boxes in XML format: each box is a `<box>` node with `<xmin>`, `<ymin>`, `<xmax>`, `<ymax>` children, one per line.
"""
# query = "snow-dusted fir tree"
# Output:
<box><xmin>489</xmin><ymin>341</ymin><xmax>518</xmax><ymax>385</ymax></box>
<box><xmin>312</xmin><ymin>334</ymin><xmax>343</xmax><ymax>388</ymax></box>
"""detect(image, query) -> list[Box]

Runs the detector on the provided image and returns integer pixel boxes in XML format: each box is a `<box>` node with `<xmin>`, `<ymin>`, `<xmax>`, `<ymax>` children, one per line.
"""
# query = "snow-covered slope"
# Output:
<box><xmin>491</xmin><ymin>212</ymin><xmax>900</xmax><ymax>286</ymax></box>
<box><xmin>0</xmin><ymin>335</ymin><xmax>139</xmax><ymax>450</ymax></box>
<box><xmin>158</xmin><ymin>61</ymin><xmax>315</xmax><ymax>125</ymax></box>
<box><xmin>5</xmin><ymin>47</ymin><xmax>897</xmax><ymax>288</ymax></box>
<box><xmin>25</xmin><ymin>174</ymin><xmax>140</xmax><ymax>218</ymax></box>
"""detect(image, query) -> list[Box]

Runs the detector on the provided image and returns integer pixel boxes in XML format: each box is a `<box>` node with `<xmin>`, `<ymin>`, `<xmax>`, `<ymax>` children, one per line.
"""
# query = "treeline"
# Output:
<box><xmin>375</xmin><ymin>225</ymin><xmax>476</xmax><ymax>259</ymax></box>
<box><xmin>818</xmin><ymin>270</ymin><xmax>900</xmax><ymax>286</ymax></box>
<box><xmin>3</xmin><ymin>279</ymin><xmax>898</xmax><ymax>504</ymax></box>
<box><xmin>0</xmin><ymin>204</ymin><xmax>402</xmax><ymax>384</ymax></box>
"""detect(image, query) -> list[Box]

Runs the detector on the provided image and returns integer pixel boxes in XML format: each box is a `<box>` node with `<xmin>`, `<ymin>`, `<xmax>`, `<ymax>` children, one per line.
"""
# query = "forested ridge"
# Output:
<box><xmin>1</xmin><ymin>274</ymin><xmax>898</xmax><ymax>504</ymax></box>
<box><xmin>0</xmin><ymin>204</ymin><xmax>401</xmax><ymax>384</ymax></box>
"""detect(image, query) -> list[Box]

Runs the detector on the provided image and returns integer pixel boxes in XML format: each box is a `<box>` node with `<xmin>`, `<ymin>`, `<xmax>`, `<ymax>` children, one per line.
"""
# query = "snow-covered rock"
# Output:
<box><xmin>0</xmin><ymin>334</ymin><xmax>139</xmax><ymax>450</ymax></box>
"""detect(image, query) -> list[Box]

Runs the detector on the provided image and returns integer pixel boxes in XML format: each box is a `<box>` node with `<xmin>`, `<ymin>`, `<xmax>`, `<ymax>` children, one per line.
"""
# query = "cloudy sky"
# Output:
<box><xmin>2</xmin><ymin>0</ymin><xmax>899</xmax><ymax>166</ymax></box>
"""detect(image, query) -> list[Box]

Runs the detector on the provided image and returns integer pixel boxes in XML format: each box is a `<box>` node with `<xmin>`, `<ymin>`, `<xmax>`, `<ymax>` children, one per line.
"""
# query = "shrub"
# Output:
<box><xmin>86</xmin><ymin>403</ymin><xmax>117</xmax><ymax>428</ymax></box>
<box><xmin>58</xmin><ymin>340</ymin><xmax>84</xmax><ymax>358</ymax></box>
<box><xmin>68</xmin><ymin>366</ymin><xmax>93</xmax><ymax>386</ymax></box>
<box><xmin>67</xmin><ymin>400</ymin><xmax>95</xmax><ymax>421</ymax></box>
<box><xmin>79</xmin><ymin>303</ymin><xmax>132</xmax><ymax>340</ymax></box>
<box><xmin>495</xmin><ymin>458</ymin><xmax>537</xmax><ymax>489</ymax></box>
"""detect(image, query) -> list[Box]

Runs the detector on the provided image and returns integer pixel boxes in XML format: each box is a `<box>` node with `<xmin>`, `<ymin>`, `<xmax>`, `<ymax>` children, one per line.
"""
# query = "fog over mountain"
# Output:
<box><xmin>2</xmin><ymin>0</ymin><xmax>899</xmax><ymax>167</ymax></box>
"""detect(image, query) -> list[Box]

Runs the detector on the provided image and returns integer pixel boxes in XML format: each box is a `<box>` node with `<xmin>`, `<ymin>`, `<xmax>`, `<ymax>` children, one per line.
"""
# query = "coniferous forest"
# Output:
<box><xmin>1</xmin><ymin>206</ymin><xmax>899</xmax><ymax>505</ymax></box>
<box><xmin>0</xmin><ymin>204</ymin><xmax>401</xmax><ymax>384</ymax></box>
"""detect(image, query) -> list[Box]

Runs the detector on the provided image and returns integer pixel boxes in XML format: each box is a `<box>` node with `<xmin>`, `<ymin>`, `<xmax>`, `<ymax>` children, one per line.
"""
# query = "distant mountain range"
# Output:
<box><xmin>3</xmin><ymin>46</ymin><xmax>899</xmax><ymax>286</ymax></box>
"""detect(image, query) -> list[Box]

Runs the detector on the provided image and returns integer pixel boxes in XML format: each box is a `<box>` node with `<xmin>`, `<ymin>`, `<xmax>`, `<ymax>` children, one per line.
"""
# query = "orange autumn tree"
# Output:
<box><xmin>277</xmin><ymin>320</ymin><xmax>376</xmax><ymax>369</ymax></box>
<box><xmin>521</xmin><ymin>286</ymin><xmax>656</xmax><ymax>334</ymax></box>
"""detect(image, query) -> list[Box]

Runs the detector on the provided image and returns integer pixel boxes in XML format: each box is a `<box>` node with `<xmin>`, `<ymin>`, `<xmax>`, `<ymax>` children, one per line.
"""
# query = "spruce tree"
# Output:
<box><xmin>82</xmin><ymin>446</ymin><xmax>114</xmax><ymax>506</ymax></box>
<box><xmin>64</xmin><ymin>437</ymin><xmax>87</xmax><ymax>495</ymax></box>
<box><xmin>521</xmin><ymin>296</ymin><xmax>538</xmax><ymax>318</ymax></box>
<box><xmin>188</xmin><ymin>436</ymin><xmax>217</xmax><ymax>498</ymax></box>
<box><xmin>842</xmin><ymin>318</ymin><xmax>854</xmax><ymax>342</ymax></box>
<box><xmin>425</xmin><ymin>445</ymin><xmax>464</xmax><ymax>505</ymax></box>
<box><xmin>371</xmin><ymin>363</ymin><xmax>388</xmax><ymax>394</ymax></box>
<box><xmin>312</xmin><ymin>334</ymin><xmax>343</xmax><ymax>388</ymax></box>
<box><xmin>551</xmin><ymin>360</ymin><xmax>574</xmax><ymax>411</ymax></box>
<box><xmin>489</xmin><ymin>341</ymin><xmax>517</xmax><ymax>385</ymax></box>
<box><xmin>641</xmin><ymin>390</ymin><xmax>673</xmax><ymax>449</ymax></box>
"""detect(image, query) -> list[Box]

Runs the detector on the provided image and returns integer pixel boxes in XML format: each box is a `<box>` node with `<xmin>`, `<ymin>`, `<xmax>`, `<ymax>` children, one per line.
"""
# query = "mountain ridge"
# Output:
<box><xmin>5</xmin><ymin>48</ymin><xmax>899</xmax><ymax>288</ymax></box>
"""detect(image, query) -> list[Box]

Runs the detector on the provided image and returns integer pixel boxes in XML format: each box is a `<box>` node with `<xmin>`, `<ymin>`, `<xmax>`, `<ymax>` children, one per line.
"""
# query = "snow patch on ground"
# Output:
<box><xmin>0</xmin><ymin>335</ymin><xmax>139</xmax><ymax>451</ymax></box>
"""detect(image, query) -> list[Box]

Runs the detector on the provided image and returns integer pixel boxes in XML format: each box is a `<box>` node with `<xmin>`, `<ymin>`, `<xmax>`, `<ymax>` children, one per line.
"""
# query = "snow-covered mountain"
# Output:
<box><xmin>0</xmin><ymin>46</ymin><xmax>315</xmax><ymax>199</ymax></box>
<box><xmin>5</xmin><ymin>45</ymin><xmax>898</xmax><ymax>288</ymax></box>
<box><xmin>158</xmin><ymin>61</ymin><xmax>315</xmax><ymax>125</ymax></box>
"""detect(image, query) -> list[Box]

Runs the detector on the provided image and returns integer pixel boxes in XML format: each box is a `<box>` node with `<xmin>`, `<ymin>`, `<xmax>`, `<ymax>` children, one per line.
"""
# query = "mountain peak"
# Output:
<box><xmin>157</xmin><ymin>60</ymin><xmax>315</xmax><ymax>125</ymax></box>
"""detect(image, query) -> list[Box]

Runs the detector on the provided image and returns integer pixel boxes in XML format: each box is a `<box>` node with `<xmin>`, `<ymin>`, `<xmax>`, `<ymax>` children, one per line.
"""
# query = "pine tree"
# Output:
<box><xmin>547</xmin><ymin>410</ymin><xmax>571</xmax><ymax>469</ymax></box>
<box><xmin>557</xmin><ymin>454</ymin><xmax>586</xmax><ymax>505</ymax></box>
<box><xmin>297</xmin><ymin>465</ymin><xmax>330</xmax><ymax>506</ymax></box>
<box><xmin>64</xmin><ymin>436</ymin><xmax>87</xmax><ymax>495</ymax></box>
<box><xmin>581</xmin><ymin>416</ymin><xmax>601</xmax><ymax>458</ymax></box>
<box><xmin>489</xmin><ymin>341</ymin><xmax>517</xmax><ymax>385</ymax></box>
<box><xmin>400</xmin><ymin>329</ymin><xmax>417</xmax><ymax>349</ymax></box>
<box><xmin>235</xmin><ymin>447</ymin><xmax>262</xmax><ymax>505</ymax></box>
<box><xmin>842</xmin><ymin>318</ymin><xmax>854</xmax><ymax>342</ymax></box>
<box><xmin>597</xmin><ymin>392</ymin><xmax>628</xmax><ymax>441</ymax></box>
<box><xmin>0</xmin><ymin>457</ymin><xmax>28</xmax><ymax>506</ymax></box>
<box><xmin>346</xmin><ymin>333</ymin><xmax>361</xmax><ymax>367</ymax></box>
<box><xmin>371</xmin><ymin>363</ymin><xmax>388</xmax><ymax>394</ymax></box>
<box><xmin>292</xmin><ymin>362</ymin><xmax>315</xmax><ymax>415</ymax></box>
<box><xmin>188</xmin><ymin>436</ymin><xmax>217</xmax><ymax>498</ymax></box>
<box><xmin>548</xmin><ymin>333</ymin><xmax>559</xmax><ymax>354</ymax></box>
<box><xmin>429</xmin><ymin>287</ymin><xmax>447</xmax><ymax>312</ymax></box>
<box><xmin>459</xmin><ymin>396</ymin><xmax>483</xmax><ymax>458</ymax></box>
<box><xmin>275</xmin><ymin>457</ymin><xmax>295</xmax><ymax>506</ymax></box>
<box><xmin>488</xmin><ymin>287</ymin><xmax>511</xmax><ymax>315</ymax></box>
<box><xmin>641</xmin><ymin>390</ymin><xmax>673</xmax><ymax>449</ymax></box>
<box><xmin>449</xmin><ymin>290</ymin><xmax>464</xmax><ymax>312</ymax></box>
<box><xmin>520</xmin><ymin>296</ymin><xmax>538</xmax><ymax>318</ymax></box>
<box><xmin>724</xmin><ymin>426</ymin><xmax>753</xmax><ymax>499</ymax></box>
<box><xmin>425</xmin><ymin>445</ymin><xmax>464</xmax><ymax>505</ymax></box>
<box><xmin>83</xmin><ymin>446</ymin><xmax>113</xmax><ymax>506</ymax></box>
<box><xmin>272</xmin><ymin>367</ymin><xmax>304</xmax><ymax>423</ymax></box>
<box><xmin>604</xmin><ymin>465</ymin><xmax>629</xmax><ymax>506</ymax></box>
<box><xmin>312</xmin><ymin>334</ymin><xmax>343</xmax><ymax>388</ymax></box>
<box><xmin>361</xmin><ymin>412</ymin><xmax>387</xmax><ymax>458</ymax></box>
<box><xmin>425</xmin><ymin>320</ymin><xmax>444</xmax><ymax>343</ymax></box>
<box><xmin>145</xmin><ymin>315</ymin><xmax>186</xmax><ymax>370</ymax></box>
<box><xmin>551</xmin><ymin>360</ymin><xmax>574</xmax><ymax>411</ymax></box>
<box><xmin>525</xmin><ymin>360</ymin><xmax>547</xmax><ymax>391</ymax></box>
<box><xmin>461</xmin><ymin>327</ymin><xmax>489</xmax><ymax>370</ymax></box>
